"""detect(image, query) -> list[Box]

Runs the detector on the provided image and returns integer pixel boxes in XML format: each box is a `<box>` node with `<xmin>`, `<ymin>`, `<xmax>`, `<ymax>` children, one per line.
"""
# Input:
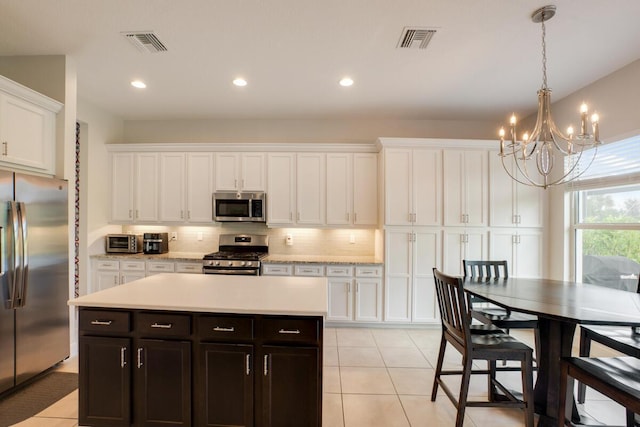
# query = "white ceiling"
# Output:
<box><xmin>1</xmin><ymin>0</ymin><xmax>639</xmax><ymax>122</ymax></box>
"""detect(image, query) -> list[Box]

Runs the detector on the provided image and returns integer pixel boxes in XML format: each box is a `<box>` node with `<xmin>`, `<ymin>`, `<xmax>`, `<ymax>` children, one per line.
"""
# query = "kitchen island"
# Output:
<box><xmin>69</xmin><ymin>273</ymin><xmax>328</xmax><ymax>427</ymax></box>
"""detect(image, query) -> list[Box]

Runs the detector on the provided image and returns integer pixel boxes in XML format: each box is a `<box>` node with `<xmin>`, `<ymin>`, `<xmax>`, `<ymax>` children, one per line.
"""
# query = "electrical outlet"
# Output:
<box><xmin>349</xmin><ymin>233</ymin><xmax>356</xmax><ymax>244</ymax></box>
<box><xmin>197</xmin><ymin>232</ymin><xmax>203</xmax><ymax>241</ymax></box>
<box><xmin>170</xmin><ymin>232</ymin><xmax>178</xmax><ymax>241</ymax></box>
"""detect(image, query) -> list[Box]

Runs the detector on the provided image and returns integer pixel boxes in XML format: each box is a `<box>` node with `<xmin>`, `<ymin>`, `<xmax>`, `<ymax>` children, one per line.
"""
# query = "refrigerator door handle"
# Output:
<box><xmin>7</xmin><ymin>201</ymin><xmax>19</xmax><ymax>309</ymax></box>
<box><xmin>17</xmin><ymin>202</ymin><xmax>28</xmax><ymax>308</ymax></box>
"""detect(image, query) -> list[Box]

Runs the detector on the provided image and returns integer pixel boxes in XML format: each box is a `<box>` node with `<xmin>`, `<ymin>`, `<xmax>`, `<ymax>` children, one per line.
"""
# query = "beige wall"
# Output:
<box><xmin>122</xmin><ymin>117</ymin><xmax>499</xmax><ymax>144</ymax></box>
<box><xmin>77</xmin><ymin>97</ymin><xmax>124</xmax><ymax>295</ymax></box>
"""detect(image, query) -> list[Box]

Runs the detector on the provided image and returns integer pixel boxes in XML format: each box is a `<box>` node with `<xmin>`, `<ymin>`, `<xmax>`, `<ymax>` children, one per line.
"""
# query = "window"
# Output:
<box><xmin>571</xmin><ymin>135</ymin><xmax>640</xmax><ymax>291</ymax></box>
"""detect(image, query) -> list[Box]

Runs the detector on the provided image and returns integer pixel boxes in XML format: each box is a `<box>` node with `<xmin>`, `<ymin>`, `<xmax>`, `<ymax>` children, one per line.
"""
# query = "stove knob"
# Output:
<box><xmin>239</xmin><ymin>261</ymin><xmax>246</xmax><ymax>267</ymax></box>
<box><xmin>227</xmin><ymin>261</ymin><xmax>233</xmax><ymax>267</ymax></box>
<box><xmin>214</xmin><ymin>261</ymin><xmax>220</xmax><ymax>266</ymax></box>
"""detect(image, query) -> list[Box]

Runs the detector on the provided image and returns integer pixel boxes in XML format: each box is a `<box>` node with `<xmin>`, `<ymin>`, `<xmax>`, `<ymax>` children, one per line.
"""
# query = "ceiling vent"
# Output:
<box><xmin>397</xmin><ymin>27</ymin><xmax>436</xmax><ymax>49</ymax></box>
<box><xmin>121</xmin><ymin>31</ymin><xmax>168</xmax><ymax>53</ymax></box>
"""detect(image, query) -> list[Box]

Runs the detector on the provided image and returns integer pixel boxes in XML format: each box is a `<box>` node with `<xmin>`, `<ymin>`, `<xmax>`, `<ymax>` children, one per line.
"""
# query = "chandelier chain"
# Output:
<box><xmin>541</xmin><ymin>13</ymin><xmax>547</xmax><ymax>89</ymax></box>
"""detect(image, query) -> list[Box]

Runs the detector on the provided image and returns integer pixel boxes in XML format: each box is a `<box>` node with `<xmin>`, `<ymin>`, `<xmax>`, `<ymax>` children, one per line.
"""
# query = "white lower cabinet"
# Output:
<box><xmin>175</xmin><ymin>261</ymin><xmax>203</xmax><ymax>274</ymax></box>
<box><xmin>92</xmin><ymin>259</ymin><xmax>146</xmax><ymax>293</ymax></box>
<box><xmin>261</xmin><ymin>264</ymin><xmax>293</xmax><ymax>276</ymax></box>
<box><xmin>146</xmin><ymin>261</ymin><xmax>176</xmax><ymax>276</ymax></box>
<box><xmin>327</xmin><ymin>265</ymin><xmax>382</xmax><ymax>323</ymax></box>
<box><xmin>442</xmin><ymin>229</ymin><xmax>488</xmax><ymax>276</ymax></box>
<box><xmin>490</xmin><ymin>228</ymin><xmax>544</xmax><ymax>278</ymax></box>
<box><xmin>385</xmin><ymin>228</ymin><xmax>441</xmax><ymax>323</ymax></box>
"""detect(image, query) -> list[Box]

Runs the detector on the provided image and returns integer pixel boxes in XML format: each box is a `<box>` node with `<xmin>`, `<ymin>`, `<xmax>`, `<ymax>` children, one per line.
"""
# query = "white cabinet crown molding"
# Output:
<box><xmin>0</xmin><ymin>75</ymin><xmax>62</xmax><ymax>112</ymax></box>
<box><xmin>377</xmin><ymin>137</ymin><xmax>496</xmax><ymax>150</ymax></box>
<box><xmin>105</xmin><ymin>142</ymin><xmax>379</xmax><ymax>153</ymax></box>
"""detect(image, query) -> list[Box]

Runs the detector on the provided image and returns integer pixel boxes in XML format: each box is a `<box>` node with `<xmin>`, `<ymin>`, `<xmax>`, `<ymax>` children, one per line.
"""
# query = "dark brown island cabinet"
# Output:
<box><xmin>78</xmin><ymin>308</ymin><xmax>323</xmax><ymax>427</ymax></box>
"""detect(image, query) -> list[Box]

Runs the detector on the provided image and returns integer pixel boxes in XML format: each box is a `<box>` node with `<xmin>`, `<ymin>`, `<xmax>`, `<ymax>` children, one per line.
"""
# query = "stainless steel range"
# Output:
<box><xmin>202</xmin><ymin>234</ymin><xmax>268</xmax><ymax>275</ymax></box>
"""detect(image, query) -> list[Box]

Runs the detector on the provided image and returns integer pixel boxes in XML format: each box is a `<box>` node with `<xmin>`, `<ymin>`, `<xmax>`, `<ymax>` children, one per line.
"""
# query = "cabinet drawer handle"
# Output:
<box><xmin>151</xmin><ymin>322</ymin><xmax>173</xmax><ymax>329</ymax></box>
<box><xmin>263</xmin><ymin>355</ymin><xmax>268</xmax><ymax>376</ymax></box>
<box><xmin>213</xmin><ymin>326</ymin><xmax>235</xmax><ymax>332</ymax></box>
<box><xmin>137</xmin><ymin>348</ymin><xmax>143</xmax><ymax>369</ymax></box>
<box><xmin>90</xmin><ymin>320</ymin><xmax>113</xmax><ymax>326</ymax></box>
<box><xmin>301</xmin><ymin>269</ymin><xmax>313</xmax><ymax>273</ymax></box>
<box><xmin>278</xmin><ymin>328</ymin><xmax>301</xmax><ymax>335</ymax></box>
<box><xmin>246</xmin><ymin>354</ymin><xmax>251</xmax><ymax>376</ymax></box>
<box><xmin>120</xmin><ymin>347</ymin><xmax>127</xmax><ymax>368</ymax></box>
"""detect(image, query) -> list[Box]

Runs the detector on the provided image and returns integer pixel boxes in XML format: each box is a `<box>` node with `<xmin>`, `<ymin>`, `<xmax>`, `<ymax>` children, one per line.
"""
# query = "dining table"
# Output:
<box><xmin>463</xmin><ymin>276</ymin><xmax>640</xmax><ymax>427</ymax></box>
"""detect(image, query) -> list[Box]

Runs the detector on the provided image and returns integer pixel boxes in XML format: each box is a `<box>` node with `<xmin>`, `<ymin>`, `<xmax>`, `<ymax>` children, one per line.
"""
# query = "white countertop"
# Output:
<box><xmin>69</xmin><ymin>273</ymin><xmax>328</xmax><ymax>317</ymax></box>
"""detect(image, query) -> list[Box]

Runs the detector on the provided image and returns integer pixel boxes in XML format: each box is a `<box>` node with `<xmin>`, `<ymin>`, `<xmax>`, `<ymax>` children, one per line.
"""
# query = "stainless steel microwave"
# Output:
<box><xmin>213</xmin><ymin>192</ymin><xmax>266</xmax><ymax>222</ymax></box>
<box><xmin>106</xmin><ymin>234</ymin><xmax>143</xmax><ymax>253</ymax></box>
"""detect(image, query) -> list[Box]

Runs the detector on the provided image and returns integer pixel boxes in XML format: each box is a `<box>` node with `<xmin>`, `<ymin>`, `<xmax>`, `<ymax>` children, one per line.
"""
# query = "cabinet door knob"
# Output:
<box><xmin>151</xmin><ymin>322</ymin><xmax>173</xmax><ymax>329</ymax></box>
<box><xmin>90</xmin><ymin>320</ymin><xmax>113</xmax><ymax>326</ymax></box>
<box><xmin>263</xmin><ymin>355</ymin><xmax>269</xmax><ymax>376</ymax></box>
<box><xmin>213</xmin><ymin>326</ymin><xmax>235</xmax><ymax>332</ymax></box>
<box><xmin>246</xmin><ymin>354</ymin><xmax>251</xmax><ymax>376</ymax></box>
<box><xmin>137</xmin><ymin>348</ymin><xmax>143</xmax><ymax>369</ymax></box>
<box><xmin>120</xmin><ymin>347</ymin><xmax>127</xmax><ymax>368</ymax></box>
<box><xmin>1</xmin><ymin>141</ymin><xmax>7</xmax><ymax>156</ymax></box>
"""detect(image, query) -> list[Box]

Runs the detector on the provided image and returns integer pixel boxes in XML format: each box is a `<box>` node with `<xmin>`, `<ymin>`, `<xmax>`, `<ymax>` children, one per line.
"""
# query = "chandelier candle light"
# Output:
<box><xmin>498</xmin><ymin>5</ymin><xmax>601</xmax><ymax>189</ymax></box>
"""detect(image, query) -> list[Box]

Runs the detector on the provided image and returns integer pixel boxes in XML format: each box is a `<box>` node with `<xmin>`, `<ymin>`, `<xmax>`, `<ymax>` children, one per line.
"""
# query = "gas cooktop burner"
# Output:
<box><xmin>203</xmin><ymin>251</ymin><xmax>268</xmax><ymax>261</ymax></box>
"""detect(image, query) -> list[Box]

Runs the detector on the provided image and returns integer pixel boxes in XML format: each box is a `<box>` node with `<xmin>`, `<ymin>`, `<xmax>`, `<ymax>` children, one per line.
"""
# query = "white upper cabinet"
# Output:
<box><xmin>443</xmin><ymin>150</ymin><xmax>488</xmax><ymax>227</ymax></box>
<box><xmin>489</xmin><ymin>153</ymin><xmax>545</xmax><ymax>228</ymax></box>
<box><xmin>215</xmin><ymin>152</ymin><xmax>265</xmax><ymax>192</ymax></box>
<box><xmin>296</xmin><ymin>153</ymin><xmax>326</xmax><ymax>225</ymax></box>
<box><xmin>352</xmin><ymin>153</ymin><xmax>378</xmax><ymax>226</ymax></box>
<box><xmin>267</xmin><ymin>153</ymin><xmax>296</xmax><ymax>225</ymax></box>
<box><xmin>326</xmin><ymin>152</ymin><xmax>378</xmax><ymax>226</ymax></box>
<box><xmin>326</xmin><ymin>153</ymin><xmax>352</xmax><ymax>225</ymax></box>
<box><xmin>384</xmin><ymin>148</ymin><xmax>442</xmax><ymax>226</ymax></box>
<box><xmin>111</xmin><ymin>152</ymin><xmax>159</xmax><ymax>223</ymax></box>
<box><xmin>159</xmin><ymin>152</ymin><xmax>214</xmax><ymax>222</ymax></box>
<box><xmin>159</xmin><ymin>153</ymin><xmax>186</xmax><ymax>222</ymax></box>
<box><xmin>185</xmin><ymin>153</ymin><xmax>214</xmax><ymax>222</ymax></box>
<box><xmin>0</xmin><ymin>76</ymin><xmax>62</xmax><ymax>174</ymax></box>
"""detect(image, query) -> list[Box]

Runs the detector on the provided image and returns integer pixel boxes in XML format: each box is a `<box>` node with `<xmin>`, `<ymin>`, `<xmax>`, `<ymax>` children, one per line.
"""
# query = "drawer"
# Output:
<box><xmin>136</xmin><ymin>312</ymin><xmax>191</xmax><ymax>337</ymax></box>
<box><xmin>198</xmin><ymin>315</ymin><xmax>254</xmax><ymax>341</ymax></box>
<box><xmin>355</xmin><ymin>265</ymin><xmax>382</xmax><ymax>277</ymax></box>
<box><xmin>294</xmin><ymin>265</ymin><xmax>325</xmax><ymax>277</ymax></box>
<box><xmin>94</xmin><ymin>260</ymin><xmax>119</xmax><ymax>271</ymax></box>
<box><xmin>79</xmin><ymin>309</ymin><xmax>130</xmax><ymax>333</ymax></box>
<box><xmin>262</xmin><ymin>264</ymin><xmax>293</xmax><ymax>276</ymax></box>
<box><xmin>120</xmin><ymin>260</ymin><xmax>146</xmax><ymax>271</ymax></box>
<box><xmin>147</xmin><ymin>261</ymin><xmax>175</xmax><ymax>273</ymax></box>
<box><xmin>261</xmin><ymin>317</ymin><xmax>320</xmax><ymax>345</ymax></box>
<box><xmin>326</xmin><ymin>266</ymin><xmax>354</xmax><ymax>277</ymax></box>
<box><xmin>176</xmin><ymin>262</ymin><xmax>202</xmax><ymax>273</ymax></box>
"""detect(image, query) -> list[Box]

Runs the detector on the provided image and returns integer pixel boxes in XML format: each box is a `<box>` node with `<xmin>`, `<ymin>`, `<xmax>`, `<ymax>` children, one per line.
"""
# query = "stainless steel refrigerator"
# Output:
<box><xmin>0</xmin><ymin>172</ymin><xmax>69</xmax><ymax>394</ymax></box>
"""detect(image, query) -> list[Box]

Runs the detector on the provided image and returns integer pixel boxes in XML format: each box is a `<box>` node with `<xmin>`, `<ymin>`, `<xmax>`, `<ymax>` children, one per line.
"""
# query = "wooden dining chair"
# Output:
<box><xmin>463</xmin><ymin>260</ymin><xmax>541</xmax><ymax>360</ymax></box>
<box><xmin>577</xmin><ymin>275</ymin><xmax>640</xmax><ymax>406</ymax></box>
<box><xmin>431</xmin><ymin>268</ymin><xmax>535</xmax><ymax>427</ymax></box>
<box><xmin>559</xmin><ymin>357</ymin><xmax>640</xmax><ymax>427</ymax></box>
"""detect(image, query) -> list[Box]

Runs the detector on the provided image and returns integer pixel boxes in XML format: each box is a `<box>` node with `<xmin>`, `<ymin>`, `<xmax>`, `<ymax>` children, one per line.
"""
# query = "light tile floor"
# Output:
<box><xmin>11</xmin><ymin>327</ymin><xmax>629</xmax><ymax>426</ymax></box>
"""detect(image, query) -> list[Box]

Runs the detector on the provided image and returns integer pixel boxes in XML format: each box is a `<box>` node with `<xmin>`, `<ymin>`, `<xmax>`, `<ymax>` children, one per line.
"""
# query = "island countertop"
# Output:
<box><xmin>69</xmin><ymin>273</ymin><xmax>328</xmax><ymax>317</ymax></box>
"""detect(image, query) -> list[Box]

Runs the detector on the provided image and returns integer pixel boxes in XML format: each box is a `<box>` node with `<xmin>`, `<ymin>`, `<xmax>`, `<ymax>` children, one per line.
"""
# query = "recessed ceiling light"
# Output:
<box><xmin>131</xmin><ymin>80</ymin><xmax>146</xmax><ymax>89</ymax></box>
<box><xmin>233</xmin><ymin>78</ymin><xmax>247</xmax><ymax>87</ymax></box>
<box><xmin>339</xmin><ymin>77</ymin><xmax>354</xmax><ymax>87</ymax></box>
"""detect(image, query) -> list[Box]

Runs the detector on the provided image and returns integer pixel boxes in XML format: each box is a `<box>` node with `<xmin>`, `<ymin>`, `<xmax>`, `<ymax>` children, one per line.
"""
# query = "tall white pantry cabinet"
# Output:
<box><xmin>380</xmin><ymin>138</ymin><xmax>546</xmax><ymax>324</ymax></box>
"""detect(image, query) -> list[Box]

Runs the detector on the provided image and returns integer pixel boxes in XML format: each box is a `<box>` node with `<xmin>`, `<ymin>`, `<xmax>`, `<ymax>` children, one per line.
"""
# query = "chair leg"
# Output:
<box><xmin>577</xmin><ymin>330</ymin><xmax>591</xmax><ymax>404</ymax></box>
<box><xmin>456</xmin><ymin>356</ymin><xmax>473</xmax><ymax>427</ymax></box>
<box><xmin>432</xmin><ymin>333</ymin><xmax>447</xmax><ymax>401</ymax></box>
<box><xmin>488</xmin><ymin>360</ymin><xmax>497</xmax><ymax>402</ymax></box>
<box><xmin>625</xmin><ymin>409</ymin><xmax>636</xmax><ymax>427</ymax></box>
<box><xmin>557</xmin><ymin>362</ymin><xmax>573</xmax><ymax>427</ymax></box>
<box><xmin>534</xmin><ymin>327</ymin><xmax>541</xmax><ymax>364</ymax></box>
<box><xmin>521</xmin><ymin>352</ymin><xmax>535</xmax><ymax>427</ymax></box>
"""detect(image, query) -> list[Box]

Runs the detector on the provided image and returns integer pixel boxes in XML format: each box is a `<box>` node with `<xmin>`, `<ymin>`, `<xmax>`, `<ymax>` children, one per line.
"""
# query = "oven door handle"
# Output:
<box><xmin>203</xmin><ymin>268</ymin><xmax>260</xmax><ymax>276</ymax></box>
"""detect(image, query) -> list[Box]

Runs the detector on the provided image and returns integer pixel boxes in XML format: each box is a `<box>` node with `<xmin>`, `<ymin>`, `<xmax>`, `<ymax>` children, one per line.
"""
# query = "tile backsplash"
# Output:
<box><xmin>122</xmin><ymin>223</ymin><xmax>378</xmax><ymax>256</ymax></box>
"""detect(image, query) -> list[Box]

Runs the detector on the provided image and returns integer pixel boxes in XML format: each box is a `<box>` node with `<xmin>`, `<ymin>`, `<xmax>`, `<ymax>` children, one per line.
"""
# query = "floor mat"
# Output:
<box><xmin>0</xmin><ymin>372</ymin><xmax>78</xmax><ymax>427</ymax></box>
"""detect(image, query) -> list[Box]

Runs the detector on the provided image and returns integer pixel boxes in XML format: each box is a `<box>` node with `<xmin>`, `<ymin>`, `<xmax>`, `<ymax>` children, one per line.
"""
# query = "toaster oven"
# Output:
<box><xmin>106</xmin><ymin>234</ymin><xmax>143</xmax><ymax>253</ymax></box>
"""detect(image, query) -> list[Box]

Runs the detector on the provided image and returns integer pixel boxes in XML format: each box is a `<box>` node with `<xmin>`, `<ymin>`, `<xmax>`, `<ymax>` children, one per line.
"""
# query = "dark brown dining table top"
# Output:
<box><xmin>463</xmin><ymin>276</ymin><xmax>640</xmax><ymax>326</ymax></box>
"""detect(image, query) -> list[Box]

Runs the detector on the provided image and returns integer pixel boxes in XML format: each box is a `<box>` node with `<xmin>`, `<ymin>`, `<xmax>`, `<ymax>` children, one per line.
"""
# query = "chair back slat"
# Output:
<box><xmin>463</xmin><ymin>260</ymin><xmax>509</xmax><ymax>279</ymax></box>
<box><xmin>433</xmin><ymin>268</ymin><xmax>470</xmax><ymax>346</ymax></box>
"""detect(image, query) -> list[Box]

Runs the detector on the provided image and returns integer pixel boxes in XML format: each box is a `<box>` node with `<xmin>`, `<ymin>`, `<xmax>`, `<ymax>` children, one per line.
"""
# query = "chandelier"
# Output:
<box><xmin>499</xmin><ymin>5</ymin><xmax>601</xmax><ymax>189</ymax></box>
